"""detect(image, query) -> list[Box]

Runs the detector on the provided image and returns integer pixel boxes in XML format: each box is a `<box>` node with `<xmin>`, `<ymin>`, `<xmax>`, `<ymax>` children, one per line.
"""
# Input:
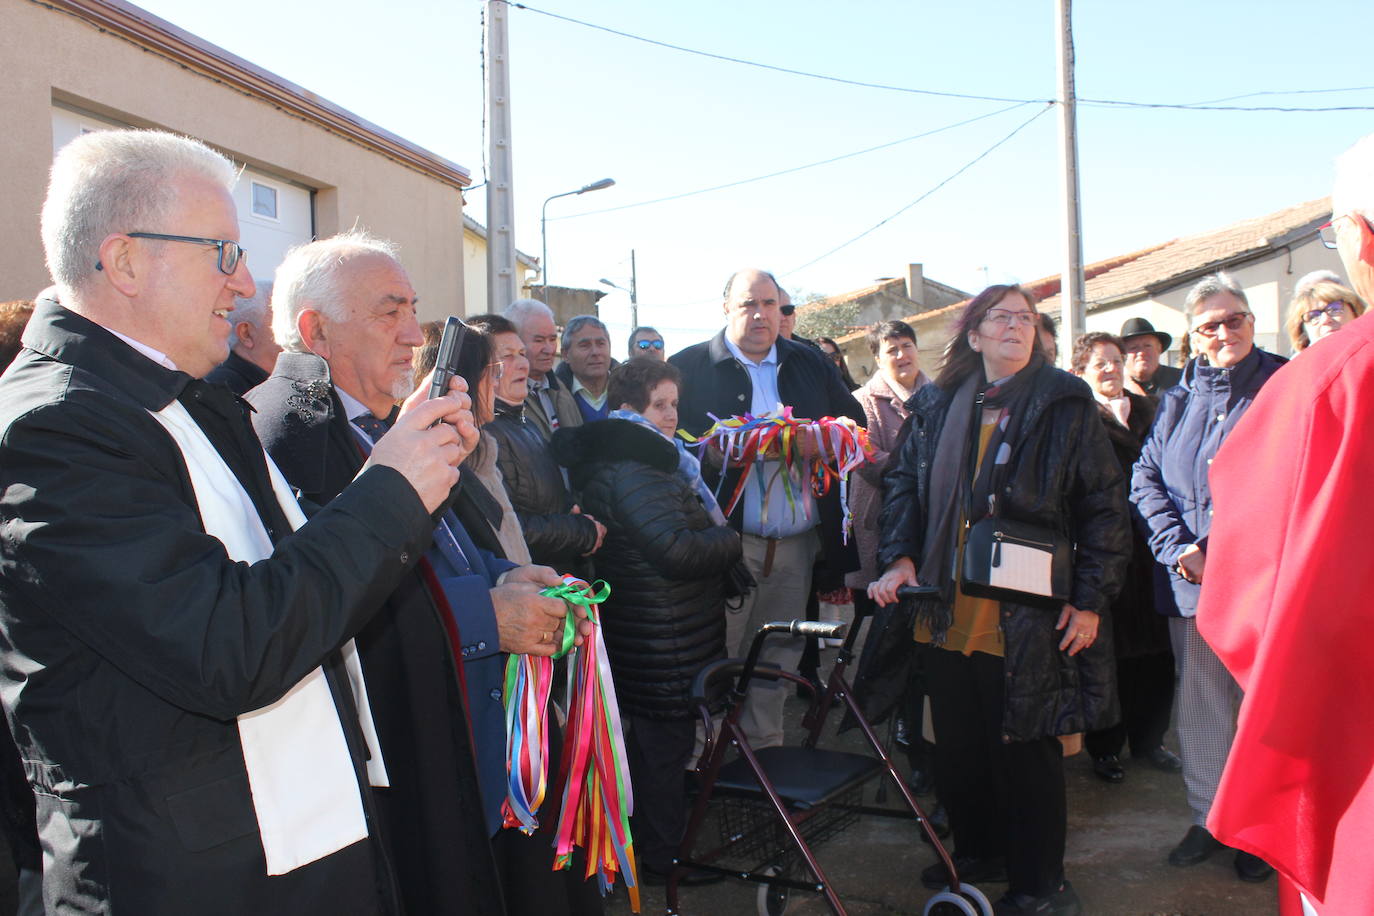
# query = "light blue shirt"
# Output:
<box><xmin>722</xmin><ymin>337</ymin><xmax>816</xmax><ymax>539</ymax></box>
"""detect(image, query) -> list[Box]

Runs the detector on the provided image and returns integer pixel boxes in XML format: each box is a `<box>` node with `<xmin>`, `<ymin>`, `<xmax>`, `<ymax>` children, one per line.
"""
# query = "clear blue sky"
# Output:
<box><xmin>132</xmin><ymin>0</ymin><xmax>1374</xmax><ymax>351</ymax></box>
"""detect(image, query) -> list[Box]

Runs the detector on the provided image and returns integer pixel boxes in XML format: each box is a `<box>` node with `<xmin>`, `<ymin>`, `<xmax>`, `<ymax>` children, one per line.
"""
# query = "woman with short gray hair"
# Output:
<box><xmin>1130</xmin><ymin>272</ymin><xmax>1285</xmax><ymax>883</ymax></box>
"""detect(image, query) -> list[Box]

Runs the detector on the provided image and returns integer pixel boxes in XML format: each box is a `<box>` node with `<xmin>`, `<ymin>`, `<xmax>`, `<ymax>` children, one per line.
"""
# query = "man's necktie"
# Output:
<box><xmin>352</xmin><ymin>406</ymin><xmax>400</xmax><ymax>442</ymax></box>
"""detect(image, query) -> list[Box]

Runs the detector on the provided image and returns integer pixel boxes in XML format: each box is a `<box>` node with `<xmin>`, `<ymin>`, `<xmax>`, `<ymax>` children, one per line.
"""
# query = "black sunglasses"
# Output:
<box><xmin>779</xmin><ymin>304</ymin><xmax>796</xmax><ymax>316</ymax></box>
<box><xmin>97</xmin><ymin>232</ymin><xmax>246</xmax><ymax>276</ymax></box>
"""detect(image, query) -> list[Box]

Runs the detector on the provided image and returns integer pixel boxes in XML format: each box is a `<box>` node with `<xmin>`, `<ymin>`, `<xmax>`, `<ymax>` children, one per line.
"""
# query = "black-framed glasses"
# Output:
<box><xmin>1303</xmin><ymin>302</ymin><xmax>1350</xmax><ymax>323</ymax></box>
<box><xmin>127</xmin><ymin>232</ymin><xmax>246</xmax><ymax>275</ymax></box>
<box><xmin>634</xmin><ymin>339</ymin><xmax>665</xmax><ymax>351</ymax></box>
<box><xmin>1191</xmin><ymin>312</ymin><xmax>1252</xmax><ymax>338</ymax></box>
<box><xmin>779</xmin><ymin>304</ymin><xmax>796</xmax><ymax>316</ymax></box>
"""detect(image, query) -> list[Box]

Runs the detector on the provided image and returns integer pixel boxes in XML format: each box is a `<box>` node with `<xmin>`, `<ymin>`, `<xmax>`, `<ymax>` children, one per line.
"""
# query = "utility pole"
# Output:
<box><xmin>628</xmin><ymin>249</ymin><xmax>639</xmax><ymax>331</ymax></box>
<box><xmin>485</xmin><ymin>0</ymin><xmax>517</xmax><ymax>312</ymax></box>
<box><xmin>1055</xmin><ymin>0</ymin><xmax>1085</xmax><ymax>368</ymax></box>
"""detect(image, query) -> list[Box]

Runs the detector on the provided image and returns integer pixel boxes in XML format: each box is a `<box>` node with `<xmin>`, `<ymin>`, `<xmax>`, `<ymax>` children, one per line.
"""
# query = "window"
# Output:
<box><xmin>251</xmin><ymin>181</ymin><xmax>278</xmax><ymax>220</ymax></box>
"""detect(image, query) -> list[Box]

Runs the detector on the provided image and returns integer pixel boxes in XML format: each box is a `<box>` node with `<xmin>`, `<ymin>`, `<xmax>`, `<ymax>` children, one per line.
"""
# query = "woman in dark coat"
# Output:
<box><xmin>478</xmin><ymin>315</ymin><xmax>604</xmax><ymax>569</ymax></box>
<box><xmin>866</xmin><ymin>285</ymin><xmax>1129</xmax><ymax>916</ymax></box>
<box><xmin>552</xmin><ymin>358</ymin><xmax>742</xmax><ymax>883</ymax></box>
<box><xmin>1069</xmin><ymin>332</ymin><xmax>1179</xmax><ymax>783</ymax></box>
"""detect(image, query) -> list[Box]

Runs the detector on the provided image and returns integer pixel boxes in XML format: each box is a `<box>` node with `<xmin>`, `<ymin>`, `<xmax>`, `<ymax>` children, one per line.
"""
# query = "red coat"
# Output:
<box><xmin>1197</xmin><ymin>312</ymin><xmax>1374</xmax><ymax>915</ymax></box>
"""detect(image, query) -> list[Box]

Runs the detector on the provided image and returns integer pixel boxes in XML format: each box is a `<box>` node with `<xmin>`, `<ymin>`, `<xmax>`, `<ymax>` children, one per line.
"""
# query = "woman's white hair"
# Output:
<box><xmin>40</xmin><ymin>130</ymin><xmax>237</xmax><ymax>297</ymax></box>
<box><xmin>271</xmin><ymin>230</ymin><xmax>399</xmax><ymax>353</ymax></box>
<box><xmin>1334</xmin><ymin>133</ymin><xmax>1374</xmax><ymax>222</ymax></box>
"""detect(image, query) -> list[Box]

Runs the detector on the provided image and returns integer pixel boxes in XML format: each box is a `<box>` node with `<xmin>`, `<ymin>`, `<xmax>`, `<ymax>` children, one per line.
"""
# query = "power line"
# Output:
<box><xmin>782</xmin><ymin>104</ymin><xmax>1054</xmax><ymax>278</ymax></box>
<box><xmin>550</xmin><ymin>101</ymin><xmax>1036</xmax><ymax>220</ymax></box>
<box><xmin>507</xmin><ymin>2</ymin><xmax>1045</xmax><ymax>105</ymax></box>
<box><xmin>508</xmin><ymin>3</ymin><xmax>1374</xmax><ymax>113</ymax></box>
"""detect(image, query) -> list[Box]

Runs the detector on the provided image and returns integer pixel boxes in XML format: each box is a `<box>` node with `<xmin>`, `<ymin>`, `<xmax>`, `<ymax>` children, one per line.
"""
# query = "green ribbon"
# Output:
<box><xmin>538</xmin><ymin>579</ymin><xmax>611</xmax><ymax>659</ymax></box>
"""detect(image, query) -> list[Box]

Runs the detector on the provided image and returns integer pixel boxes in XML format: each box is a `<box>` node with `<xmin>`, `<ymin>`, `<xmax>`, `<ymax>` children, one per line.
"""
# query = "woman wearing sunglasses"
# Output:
<box><xmin>1284</xmin><ymin>279</ymin><xmax>1368</xmax><ymax>353</ymax></box>
<box><xmin>1131</xmin><ymin>272</ymin><xmax>1286</xmax><ymax>884</ymax></box>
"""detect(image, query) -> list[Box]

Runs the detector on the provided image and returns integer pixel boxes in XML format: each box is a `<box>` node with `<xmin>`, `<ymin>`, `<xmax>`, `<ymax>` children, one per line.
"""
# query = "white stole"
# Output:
<box><xmin>149</xmin><ymin>399</ymin><xmax>388</xmax><ymax>876</ymax></box>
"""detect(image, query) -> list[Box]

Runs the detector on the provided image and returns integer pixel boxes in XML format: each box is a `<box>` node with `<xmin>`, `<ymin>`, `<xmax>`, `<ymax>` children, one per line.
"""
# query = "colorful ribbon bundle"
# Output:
<box><xmin>502</xmin><ymin>576</ymin><xmax>639</xmax><ymax>911</ymax></box>
<box><xmin>681</xmin><ymin>405</ymin><xmax>872</xmax><ymax>541</ymax></box>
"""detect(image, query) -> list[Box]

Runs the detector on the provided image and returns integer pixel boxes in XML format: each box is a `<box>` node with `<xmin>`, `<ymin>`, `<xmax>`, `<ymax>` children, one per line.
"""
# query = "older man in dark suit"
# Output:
<box><xmin>0</xmin><ymin>130</ymin><xmax>474</xmax><ymax>914</ymax></box>
<box><xmin>247</xmin><ymin>233</ymin><xmax>595</xmax><ymax>916</ymax></box>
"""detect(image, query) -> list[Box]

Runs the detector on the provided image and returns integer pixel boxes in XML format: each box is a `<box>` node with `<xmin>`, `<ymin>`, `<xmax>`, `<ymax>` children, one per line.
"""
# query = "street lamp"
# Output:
<box><xmin>540</xmin><ymin>178</ymin><xmax>615</xmax><ymax>293</ymax></box>
<box><xmin>599</xmin><ymin>249</ymin><xmax>639</xmax><ymax>331</ymax></box>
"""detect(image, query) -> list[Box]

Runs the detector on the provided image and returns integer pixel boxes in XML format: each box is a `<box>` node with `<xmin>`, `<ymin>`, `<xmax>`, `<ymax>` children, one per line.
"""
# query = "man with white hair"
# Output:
<box><xmin>248</xmin><ymin>232</ymin><xmax>578</xmax><ymax>915</ymax></box>
<box><xmin>503</xmin><ymin>298</ymin><xmax>582</xmax><ymax>441</ymax></box>
<box><xmin>1198</xmin><ymin>136</ymin><xmax>1374</xmax><ymax>915</ymax></box>
<box><xmin>206</xmin><ymin>279</ymin><xmax>281</xmax><ymax>395</ymax></box>
<box><xmin>0</xmin><ymin>129</ymin><xmax>474</xmax><ymax>913</ymax></box>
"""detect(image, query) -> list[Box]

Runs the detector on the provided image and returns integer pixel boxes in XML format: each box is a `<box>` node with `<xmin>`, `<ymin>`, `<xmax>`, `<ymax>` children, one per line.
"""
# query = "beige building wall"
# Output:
<box><xmin>462</xmin><ymin>221</ymin><xmax>538</xmax><ymax>317</ymax></box>
<box><xmin>2</xmin><ymin>0</ymin><xmax>469</xmax><ymax>321</ymax></box>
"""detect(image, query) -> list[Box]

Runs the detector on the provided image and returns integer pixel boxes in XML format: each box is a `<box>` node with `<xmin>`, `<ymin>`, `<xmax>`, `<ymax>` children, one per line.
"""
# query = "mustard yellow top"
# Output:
<box><xmin>915</xmin><ymin>412</ymin><xmax>1003</xmax><ymax>657</ymax></box>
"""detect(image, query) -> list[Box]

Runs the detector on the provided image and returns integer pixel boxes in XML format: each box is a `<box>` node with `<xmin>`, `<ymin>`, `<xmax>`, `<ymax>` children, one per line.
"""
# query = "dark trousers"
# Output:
<box><xmin>925</xmin><ymin>648</ymin><xmax>1066</xmax><ymax>898</ymax></box>
<box><xmin>1085</xmin><ymin>651</ymin><xmax>1175</xmax><ymax>760</ymax></box>
<box><xmin>624</xmin><ymin>716</ymin><xmax>696</xmax><ymax>873</ymax></box>
<box><xmin>490</xmin><ymin>719</ymin><xmax>604</xmax><ymax>916</ymax></box>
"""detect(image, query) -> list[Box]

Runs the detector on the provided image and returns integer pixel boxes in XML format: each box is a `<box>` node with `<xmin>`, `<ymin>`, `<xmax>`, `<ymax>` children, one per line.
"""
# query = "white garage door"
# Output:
<box><xmin>51</xmin><ymin>104</ymin><xmax>313</xmax><ymax>288</ymax></box>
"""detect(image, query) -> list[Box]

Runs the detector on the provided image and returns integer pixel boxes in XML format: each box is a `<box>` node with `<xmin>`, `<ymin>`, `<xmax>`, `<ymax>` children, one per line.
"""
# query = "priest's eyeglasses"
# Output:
<box><xmin>127</xmin><ymin>233</ymin><xmax>246</xmax><ymax>275</ymax></box>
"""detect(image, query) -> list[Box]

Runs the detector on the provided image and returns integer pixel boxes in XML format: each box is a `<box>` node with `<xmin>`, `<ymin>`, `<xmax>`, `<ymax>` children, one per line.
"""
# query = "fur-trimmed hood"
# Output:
<box><xmin>552</xmin><ymin>418</ymin><xmax>678</xmax><ymax>487</ymax></box>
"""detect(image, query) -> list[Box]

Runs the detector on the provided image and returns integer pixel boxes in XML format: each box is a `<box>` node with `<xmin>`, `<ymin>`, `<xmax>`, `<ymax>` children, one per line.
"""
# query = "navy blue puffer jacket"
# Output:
<box><xmin>1130</xmin><ymin>347</ymin><xmax>1286</xmax><ymax>616</ymax></box>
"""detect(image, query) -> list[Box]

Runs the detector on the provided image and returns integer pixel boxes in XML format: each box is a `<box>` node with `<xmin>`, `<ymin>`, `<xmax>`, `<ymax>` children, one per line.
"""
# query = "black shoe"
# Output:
<box><xmin>917</xmin><ymin>802</ymin><xmax>951</xmax><ymax>844</ymax></box>
<box><xmin>640</xmin><ymin>862</ymin><xmax>725</xmax><ymax>886</ymax></box>
<box><xmin>992</xmin><ymin>881</ymin><xmax>1082</xmax><ymax>916</ymax></box>
<box><xmin>1092</xmin><ymin>754</ymin><xmax>1125</xmax><ymax>783</ymax></box>
<box><xmin>1234</xmin><ymin>850</ymin><xmax>1275</xmax><ymax>883</ymax></box>
<box><xmin>908</xmin><ymin>766</ymin><xmax>935</xmax><ymax>796</ymax></box>
<box><xmin>1168</xmin><ymin>825</ymin><xmax>1224</xmax><ymax>867</ymax></box>
<box><xmin>921</xmin><ymin>854</ymin><xmax>1007</xmax><ymax>890</ymax></box>
<box><xmin>1136</xmin><ymin>746</ymin><xmax>1183</xmax><ymax>773</ymax></box>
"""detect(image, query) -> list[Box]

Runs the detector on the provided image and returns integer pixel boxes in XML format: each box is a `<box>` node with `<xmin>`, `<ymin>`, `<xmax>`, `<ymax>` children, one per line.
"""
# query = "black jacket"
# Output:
<box><xmin>0</xmin><ymin>302</ymin><xmax>433</xmax><ymax>914</ymax></box>
<box><xmin>205</xmin><ymin>349</ymin><xmax>269</xmax><ymax>396</ymax></box>
<box><xmin>554</xmin><ymin>420</ymin><xmax>740</xmax><ymax>719</ymax></box>
<box><xmin>484</xmin><ymin>399</ymin><xmax>599</xmax><ymax>567</ymax></box>
<box><xmin>861</xmin><ymin>364</ymin><xmax>1129</xmax><ymax>742</ymax></box>
<box><xmin>668</xmin><ymin>331</ymin><xmax>866</xmax><ymax>588</ymax></box>
<box><xmin>247</xmin><ymin>353</ymin><xmax>506</xmax><ymax>916</ymax></box>
<box><xmin>1095</xmin><ymin>393</ymin><xmax>1170</xmax><ymax>659</ymax></box>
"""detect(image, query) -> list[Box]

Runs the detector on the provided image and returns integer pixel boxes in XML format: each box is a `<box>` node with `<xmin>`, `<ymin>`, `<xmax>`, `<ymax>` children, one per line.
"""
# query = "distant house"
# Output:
<box><xmin>5</xmin><ymin>0</ymin><xmax>473</xmax><ymax>318</ymax></box>
<box><xmin>794</xmin><ymin>263</ymin><xmax>968</xmax><ymax>340</ymax></box>
<box><xmin>837</xmin><ymin>198</ymin><xmax>1341</xmax><ymax>380</ymax></box>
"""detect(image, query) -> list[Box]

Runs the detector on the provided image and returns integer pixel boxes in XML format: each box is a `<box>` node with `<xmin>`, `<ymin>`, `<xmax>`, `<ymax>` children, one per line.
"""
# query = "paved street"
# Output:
<box><xmin>605</xmin><ymin>685</ymin><xmax>1277</xmax><ymax>916</ymax></box>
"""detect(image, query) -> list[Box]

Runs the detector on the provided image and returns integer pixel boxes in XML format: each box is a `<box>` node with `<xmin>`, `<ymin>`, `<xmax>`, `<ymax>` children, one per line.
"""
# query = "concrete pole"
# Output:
<box><xmin>629</xmin><ymin>248</ymin><xmax>639</xmax><ymax>331</ymax></box>
<box><xmin>485</xmin><ymin>0</ymin><xmax>518</xmax><ymax>313</ymax></box>
<box><xmin>1055</xmin><ymin>0</ymin><xmax>1086</xmax><ymax>367</ymax></box>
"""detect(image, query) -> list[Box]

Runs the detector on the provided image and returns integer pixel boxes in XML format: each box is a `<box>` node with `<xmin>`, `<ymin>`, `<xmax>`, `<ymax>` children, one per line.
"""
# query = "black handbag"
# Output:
<box><xmin>956</xmin><ymin>400</ymin><xmax>1072</xmax><ymax>607</ymax></box>
<box><xmin>960</xmin><ymin>516</ymin><xmax>1072</xmax><ymax>607</ymax></box>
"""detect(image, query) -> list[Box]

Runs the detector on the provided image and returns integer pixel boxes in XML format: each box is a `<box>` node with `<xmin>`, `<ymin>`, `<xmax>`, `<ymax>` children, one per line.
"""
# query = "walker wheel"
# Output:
<box><xmin>756</xmin><ymin>865</ymin><xmax>790</xmax><ymax>916</ymax></box>
<box><xmin>923</xmin><ymin>890</ymin><xmax>977</xmax><ymax>916</ymax></box>
<box><xmin>922</xmin><ymin>883</ymin><xmax>994</xmax><ymax>916</ymax></box>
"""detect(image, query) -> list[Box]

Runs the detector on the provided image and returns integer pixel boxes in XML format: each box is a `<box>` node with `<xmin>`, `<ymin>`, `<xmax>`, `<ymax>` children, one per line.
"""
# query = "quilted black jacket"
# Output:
<box><xmin>553</xmin><ymin>420</ymin><xmax>741</xmax><ymax>720</ymax></box>
<box><xmin>863</xmin><ymin>364</ymin><xmax>1130</xmax><ymax>741</ymax></box>
<box><xmin>484</xmin><ymin>399</ymin><xmax>599</xmax><ymax>567</ymax></box>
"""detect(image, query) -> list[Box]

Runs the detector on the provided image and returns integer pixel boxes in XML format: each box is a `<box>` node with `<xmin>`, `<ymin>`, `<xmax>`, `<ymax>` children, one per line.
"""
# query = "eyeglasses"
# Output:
<box><xmin>1318</xmin><ymin>221</ymin><xmax>1339</xmax><ymax>250</ymax></box>
<box><xmin>487</xmin><ymin>361</ymin><xmax>505</xmax><ymax>380</ymax></box>
<box><xmin>128</xmin><ymin>232</ymin><xmax>246</xmax><ymax>275</ymax></box>
<box><xmin>1303</xmin><ymin>302</ymin><xmax>1350</xmax><ymax>323</ymax></box>
<box><xmin>779</xmin><ymin>304</ymin><xmax>796</xmax><ymax>316</ymax></box>
<box><xmin>1191</xmin><ymin>312</ymin><xmax>1252</xmax><ymax>337</ymax></box>
<box><xmin>981</xmin><ymin>308</ymin><xmax>1037</xmax><ymax>328</ymax></box>
<box><xmin>634</xmin><ymin>339</ymin><xmax>665</xmax><ymax>351</ymax></box>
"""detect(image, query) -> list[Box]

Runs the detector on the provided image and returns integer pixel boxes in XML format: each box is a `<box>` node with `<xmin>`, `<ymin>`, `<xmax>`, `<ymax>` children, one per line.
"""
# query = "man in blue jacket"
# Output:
<box><xmin>1131</xmin><ymin>271</ymin><xmax>1284</xmax><ymax>883</ymax></box>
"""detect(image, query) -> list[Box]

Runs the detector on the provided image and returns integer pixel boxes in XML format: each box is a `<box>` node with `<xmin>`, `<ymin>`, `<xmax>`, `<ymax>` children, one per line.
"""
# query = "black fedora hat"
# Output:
<box><xmin>1119</xmin><ymin>317</ymin><xmax>1172</xmax><ymax>351</ymax></box>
